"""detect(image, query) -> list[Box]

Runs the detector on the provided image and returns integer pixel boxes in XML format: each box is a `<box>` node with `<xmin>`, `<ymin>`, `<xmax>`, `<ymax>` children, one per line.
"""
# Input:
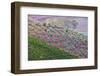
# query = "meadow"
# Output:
<box><xmin>28</xmin><ymin>36</ymin><xmax>77</xmax><ymax>60</ymax></box>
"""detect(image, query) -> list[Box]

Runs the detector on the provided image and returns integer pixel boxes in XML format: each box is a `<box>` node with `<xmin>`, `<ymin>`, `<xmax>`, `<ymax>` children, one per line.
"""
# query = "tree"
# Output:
<box><xmin>72</xmin><ymin>20</ymin><xmax>78</xmax><ymax>29</ymax></box>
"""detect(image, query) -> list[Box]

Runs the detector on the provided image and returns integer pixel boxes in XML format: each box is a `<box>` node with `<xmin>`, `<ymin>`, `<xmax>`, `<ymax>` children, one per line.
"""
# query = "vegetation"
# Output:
<box><xmin>28</xmin><ymin>36</ymin><xmax>78</xmax><ymax>60</ymax></box>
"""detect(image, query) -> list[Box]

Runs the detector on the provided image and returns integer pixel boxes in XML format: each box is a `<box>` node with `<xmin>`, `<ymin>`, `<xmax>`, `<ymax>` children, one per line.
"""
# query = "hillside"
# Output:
<box><xmin>28</xmin><ymin>17</ymin><xmax>88</xmax><ymax>59</ymax></box>
<box><xmin>28</xmin><ymin>36</ymin><xmax>78</xmax><ymax>60</ymax></box>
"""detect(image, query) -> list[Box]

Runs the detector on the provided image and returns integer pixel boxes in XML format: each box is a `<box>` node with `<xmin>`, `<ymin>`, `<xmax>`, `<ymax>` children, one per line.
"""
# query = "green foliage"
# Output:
<box><xmin>28</xmin><ymin>36</ymin><xmax>78</xmax><ymax>60</ymax></box>
<box><xmin>66</xmin><ymin>29</ymin><xmax>69</xmax><ymax>32</ymax></box>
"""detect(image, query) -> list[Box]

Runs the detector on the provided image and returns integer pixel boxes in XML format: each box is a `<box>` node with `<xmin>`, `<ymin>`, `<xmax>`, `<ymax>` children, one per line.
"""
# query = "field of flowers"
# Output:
<box><xmin>28</xmin><ymin>16</ymin><xmax>88</xmax><ymax>60</ymax></box>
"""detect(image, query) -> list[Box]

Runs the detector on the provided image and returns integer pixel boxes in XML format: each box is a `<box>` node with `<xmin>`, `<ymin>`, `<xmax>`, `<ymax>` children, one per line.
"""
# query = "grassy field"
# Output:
<box><xmin>28</xmin><ymin>36</ymin><xmax>78</xmax><ymax>60</ymax></box>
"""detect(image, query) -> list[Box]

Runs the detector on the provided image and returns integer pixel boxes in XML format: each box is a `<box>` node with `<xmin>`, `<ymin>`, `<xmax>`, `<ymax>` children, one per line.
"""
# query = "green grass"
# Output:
<box><xmin>28</xmin><ymin>36</ymin><xmax>78</xmax><ymax>60</ymax></box>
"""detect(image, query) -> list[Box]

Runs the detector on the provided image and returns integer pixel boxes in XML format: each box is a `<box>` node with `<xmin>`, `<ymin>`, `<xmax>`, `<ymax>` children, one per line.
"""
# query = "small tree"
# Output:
<box><xmin>72</xmin><ymin>20</ymin><xmax>78</xmax><ymax>29</ymax></box>
<box><xmin>43</xmin><ymin>23</ymin><xmax>46</xmax><ymax>26</ymax></box>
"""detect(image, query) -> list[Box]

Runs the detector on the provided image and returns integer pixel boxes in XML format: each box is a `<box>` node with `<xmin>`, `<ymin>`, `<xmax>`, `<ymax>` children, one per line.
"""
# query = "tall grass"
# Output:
<box><xmin>28</xmin><ymin>36</ymin><xmax>78</xmax><ymax>60</ymax></box>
